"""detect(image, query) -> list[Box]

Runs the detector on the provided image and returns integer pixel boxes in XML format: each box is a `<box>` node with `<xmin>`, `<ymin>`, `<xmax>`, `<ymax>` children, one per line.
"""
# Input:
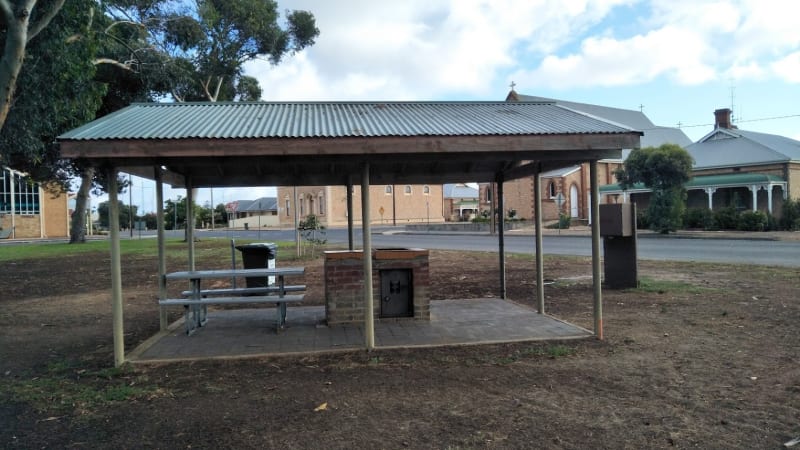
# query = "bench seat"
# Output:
<box><xmin>160</xmin><ymin>294</ymin><xmax>304</xmax><ymax>306</ymax></box>
<box><xmin>180</xmin><ymin>285</ymin><xmax>306</xmax><ymax>297</ymax></box>
<box><xmin>160</xmin><ymin>294</ymin><xmax>305</xmax><ymax>334</ymax></box>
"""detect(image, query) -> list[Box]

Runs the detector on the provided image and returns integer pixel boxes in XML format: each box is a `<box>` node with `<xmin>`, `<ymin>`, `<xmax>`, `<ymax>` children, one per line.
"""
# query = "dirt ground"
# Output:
<box><xmin>1</xmin><ymin>242</ymin><xmax>799</xmax><ymax>449</ymax></box>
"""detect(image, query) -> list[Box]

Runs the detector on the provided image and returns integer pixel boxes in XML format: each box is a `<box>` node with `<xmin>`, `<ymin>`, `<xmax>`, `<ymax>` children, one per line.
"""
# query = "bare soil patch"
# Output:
<box><xmin>1</xmin><ymin>243</ymin><xmax>799</xmax><ymax>449</ymax></box>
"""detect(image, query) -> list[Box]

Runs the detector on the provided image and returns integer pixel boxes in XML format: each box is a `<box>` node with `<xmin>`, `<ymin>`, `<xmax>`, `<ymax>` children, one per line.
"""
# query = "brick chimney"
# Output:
<box><xmin>714</xmin><ymin>108</ymin><xmax>734</xmax><ymax>129</ymax></box>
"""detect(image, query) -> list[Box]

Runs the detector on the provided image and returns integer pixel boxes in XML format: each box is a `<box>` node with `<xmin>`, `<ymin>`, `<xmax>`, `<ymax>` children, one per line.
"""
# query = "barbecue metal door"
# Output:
<box><xmin>380</xmin><ymin>269</ymin><xmax>412</xmax><ymax>318</ymax></box>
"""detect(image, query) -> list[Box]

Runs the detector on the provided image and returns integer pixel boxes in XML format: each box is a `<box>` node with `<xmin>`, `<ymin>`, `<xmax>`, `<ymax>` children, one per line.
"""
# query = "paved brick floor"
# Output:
<box><xmin>130</xmin><ymin>298</ymin><xmax>593</xmax><ymax>363</ymax></box>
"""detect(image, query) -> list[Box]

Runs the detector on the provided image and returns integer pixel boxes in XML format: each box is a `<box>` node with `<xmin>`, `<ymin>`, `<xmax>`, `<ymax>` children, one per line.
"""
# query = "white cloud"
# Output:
<box><xmin>247</xmin><ymin>0</ymin><xmax>637</xmax><ymax>100</ymax></box>
<box><xmin>771</xmin><ymin>52</ymin><xmax>800</xmax><ymax>83</ymax></box>
<box><xmin>512</xmin><ymin>25</ymin><xmax>716</xmax><ymax>89</ymax></box>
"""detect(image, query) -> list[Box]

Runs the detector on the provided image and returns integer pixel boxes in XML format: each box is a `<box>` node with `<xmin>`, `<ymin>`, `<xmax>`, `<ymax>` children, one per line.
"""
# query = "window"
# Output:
<box><xmin>0</xmin><ymin>168</ymin><xmax>40</xmax><ymax>214</ymax></box>
<box><xmin>404</xmin><ymin>185</ymin><xmax>412</xmax><ymax>195</ymax></box>
<box><xmin>299</xmin><ymin>197</ymin><xmax>304</xmax><ymax>216</ymax></box>
<box><xmin>485</xmin><ymin>186</ymin><xmax>492</xmax><ymax>202</ymax></box>
<box><xmin>385</xmin><ymin>185</ymin><xmax>393</xmax><ymax>194</ymax></box>
<box><xmin>548</xmin><ymin>182</ymin><xmax>556</xmax><ymax>198</ymax></box>
<box><xmin>423</xmin><ymin>185</ymin><xmax>430</xmax><ymax>195</ymax></box>
<box><xmin>318</xmin><ymin>193</ymin><xmax>324</xmax><ymax>215</ymax></box>
<box><xmin>284</xmin><ymin>198</ymin><xmax>290</xmax><ymax>217</ymax></box>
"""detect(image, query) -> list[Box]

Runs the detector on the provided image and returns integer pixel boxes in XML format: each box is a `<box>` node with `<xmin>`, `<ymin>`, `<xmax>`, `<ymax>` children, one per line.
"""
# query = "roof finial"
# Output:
<box><xmin>509</xmin><ymin>81</ymin><xmax>516</xmax><ymax>91</ymax></box>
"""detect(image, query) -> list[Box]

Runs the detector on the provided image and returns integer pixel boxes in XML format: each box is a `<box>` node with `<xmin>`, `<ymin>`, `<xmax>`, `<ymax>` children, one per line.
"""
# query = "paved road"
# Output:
<box><xmin>8</xmin><ymin>227</ymin><xmax>795</xmax><ymax>267</ymax></box>
<box><xmin>184</xmin><ymin>228</ymin><xmax>800</xmax><ymax>267</ymax></box>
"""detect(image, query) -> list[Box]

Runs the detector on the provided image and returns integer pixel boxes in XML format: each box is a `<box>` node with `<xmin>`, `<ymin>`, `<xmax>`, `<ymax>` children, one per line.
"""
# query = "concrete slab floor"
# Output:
<box><xmin>128</xmin><ymin>298</ymin><xmax>593</xmax><ymax>363</ymax></box>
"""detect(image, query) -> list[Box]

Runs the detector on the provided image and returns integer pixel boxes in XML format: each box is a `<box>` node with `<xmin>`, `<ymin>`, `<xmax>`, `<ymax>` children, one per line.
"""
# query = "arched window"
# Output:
<box><xmin>423</xmin><ymin>185</ymin><xmax>430</xmax><ymax>195</ymax></box>
<box><xmin>385</xmin><ymin>185</ymin><xmax>393</xmax><ymax>194</ymax></box>
<box><xmin>318</xmin><ymin>193</ymin><xmax>325</xmax><ymax>215</ymax></box>
<box><xmin>548</xmin><ymin>181</ymin><xmax>556</xmax><ymax>198</ymax></box>
<box><xmin>284</xmin><ymin>196</ymin><xmax>290</xmax><ymax>217</ymax></box>
<box><xmin>404</xmin><ymin>185</ymin><xmax>412</xmax><ymax>195</ymax></box>
<box><xmin>485</xmin><ymin>186</ymin><xmax>492</xmax><ymax>202</ymax></box>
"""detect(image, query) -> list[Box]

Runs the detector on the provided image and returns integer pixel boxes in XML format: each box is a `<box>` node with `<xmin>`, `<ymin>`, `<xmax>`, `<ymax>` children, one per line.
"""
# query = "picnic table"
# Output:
<box><xmin>161</xmin><ymin>267</ymin><xmax>305</xmax><ymax>334</ymax></box>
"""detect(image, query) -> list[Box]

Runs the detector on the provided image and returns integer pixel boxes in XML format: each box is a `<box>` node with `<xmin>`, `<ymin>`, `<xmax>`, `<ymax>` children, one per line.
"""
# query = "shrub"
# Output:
<box><xmin>558</xmin><ymin>213</ymin><xmax>571</xmax><ymax>229</ymax></box>
<box><xmin>684</xmin><ymin>207</ymin><xmax>714</xmax><ymax>229</ymax></box>
<box><xmin>713</xmin><ymin>206</ymin><xmax>739</xmax><ymax>230</ymax></box>
<box><xmin>780</xmin><ymin>198</ymin><xmax>800</xmax><ymax>231</ymax></box>
<box><xmin>737</xmin><ymin>210</ymin><xmax>767</xmax><ymax>231</ymax></box>
<box><xmin>636</xmin><ymin>209</ymin><xmax>650</xmax><ymax>230</ymax></box>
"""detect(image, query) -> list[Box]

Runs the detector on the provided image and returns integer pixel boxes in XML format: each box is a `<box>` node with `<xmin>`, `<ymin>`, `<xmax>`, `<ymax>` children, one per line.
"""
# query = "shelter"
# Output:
<box><xmin>59</xmin><ymin>101</ymin><xmax>641</xmax><ymax>367</ymax></box>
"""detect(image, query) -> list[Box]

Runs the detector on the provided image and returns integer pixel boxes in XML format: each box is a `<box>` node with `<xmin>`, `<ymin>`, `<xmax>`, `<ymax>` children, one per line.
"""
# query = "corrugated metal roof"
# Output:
<box><xmin>514</xmin><ymin>94</ymin><xmax>691</xmax><ymax>148</ymax></box>
<box><xmin>443</xmin><ymin>183</ymin><xmax>479</xmax><ymax>199</ymax></box>
<box><xmin>59</xmin><ymin>101</ymin><xmax>635</xmax><ymax>141</ymax></box>
<box><xmin>240</xmin><ymin>197</ymin><xmax>277</xmax><ymax>212</ymax></box>
<box><xmin>688</xmin><ymin>128</ymin><xmax>800</xmax><ymax>169</ymax></box>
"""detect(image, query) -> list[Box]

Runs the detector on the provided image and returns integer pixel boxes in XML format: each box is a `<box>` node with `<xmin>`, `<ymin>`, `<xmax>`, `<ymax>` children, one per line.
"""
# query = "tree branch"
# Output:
<box><xmin>0</xmin><ymin>0</ymin><xmax>12</xmax><ymax>26</ymax></box>
<box><xmin>93</xmin><ymin>58</ymin><xmax>133</xmax><ymax>71</ymax></box>
<box><xmin>28</xmin><ymin>0</ymin><xmax>65</xmax><ymax>42</ymax></box>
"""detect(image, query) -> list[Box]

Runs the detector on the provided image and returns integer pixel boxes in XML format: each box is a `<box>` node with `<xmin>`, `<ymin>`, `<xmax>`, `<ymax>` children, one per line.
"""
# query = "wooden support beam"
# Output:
<box><xmin>155</xmin><ymin>167</ymin><xmax>168</xmax><ymax>330</ymax></box>
<box><xmin>107</xmin><ymin>168</ymin><xmax>125</xmax><ymax>367</ymax></box>
<box><xmin>362</xmin><ymin>163</ymin><xmax>375</xmax><ymax>349</ymax></box>
<box><xmin>533</xmin><ymin>167</ymin><xmax>545</xmax><ymax>314</ymax></box>
<box><xmin>590</xmin><ymin>160</ymin><xmax>603</xmax><ymax>340</ymax></box>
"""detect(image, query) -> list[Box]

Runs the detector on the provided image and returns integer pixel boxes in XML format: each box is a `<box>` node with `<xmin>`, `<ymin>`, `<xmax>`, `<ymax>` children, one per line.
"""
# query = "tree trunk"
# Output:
<box><xmin>0</xmin><ymin>1</ymin><xmax>33</xmax><ymax>130</ymax></box>
<box><xmin>70</xmin><ymin>167</ymin><xmax>94</xmax><ymax>243</ymax></box>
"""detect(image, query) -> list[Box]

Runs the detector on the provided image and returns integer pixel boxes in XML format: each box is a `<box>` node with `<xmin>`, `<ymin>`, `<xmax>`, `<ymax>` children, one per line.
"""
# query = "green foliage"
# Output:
<box><xmin>103</xmin><ymin>0</ymin><xmax>320</xmax><ymax>101</ymax></box>
<box><xmin>558</xmin><ymin>213</ymin><xmax>571</xmax><ymax>229</ymax></box>
<box><xmin>712</xmin><ymin>206</ymin><xmax>739</xmax><ymax>230</ymax></box>
<box><xmin>636</xmin><ymin>208</ymin><xmax>650</xmax><ymax>230</ymax></box>
<box><xmin>0</xmin><ymin>0</ymin><xmax>105</xmax><ymax>185</ymax></box>
<box><xmin>737</xmin><ymin>210</ymin><xmax>767</xmax><ymax>231</ymax></box>
<box><xmin>647</xmin><ymin>188</ymin><xmax>686</xmax><ymax>234</ymax></box>
<box><xmin>163</xmin><ymin>196</ymin><xmax>201</xmax><ymax>230</ymax></box>
<box><xmin>97</xmin><ymin>201</ymin><xmax>138</xmax><ymax>229</ymax></box>
<box><xmin>614</xmin><ymin>144</ymin><xmax>693</xmax><ymax>234</ymax></box>
<box><xmin>614</xmin><ymin>144</ymin><xmax>694</xmax><ymax>191</ymax></box>
<box><xmin>684</xmin><ymin>207</ymin><xmax>714</xmax><ymax>230</ymax></box>
<box><xmin>298</xmin><ymin>213</ymin><xmax>327</xmax><ymax>257</ymax></box>
<box><xmin>780</xmin><ymin>198</ymin><xmax>800</xmax><ymax>231</ymax></box>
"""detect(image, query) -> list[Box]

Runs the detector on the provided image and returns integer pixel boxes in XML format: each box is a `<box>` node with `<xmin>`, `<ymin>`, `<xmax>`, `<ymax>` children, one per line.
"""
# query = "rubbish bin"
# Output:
<box><xmin>235</xmin><ymin>242</ymin><xmax>277</xmax><ymax>288</ymax></box>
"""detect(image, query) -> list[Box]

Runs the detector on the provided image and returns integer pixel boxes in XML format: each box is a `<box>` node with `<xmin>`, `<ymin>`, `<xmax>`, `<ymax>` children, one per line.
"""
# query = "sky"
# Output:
<box><xmin>118</xmin><ymin>0</ymin><xmax>800</xmax><ymax>214</ymax></box>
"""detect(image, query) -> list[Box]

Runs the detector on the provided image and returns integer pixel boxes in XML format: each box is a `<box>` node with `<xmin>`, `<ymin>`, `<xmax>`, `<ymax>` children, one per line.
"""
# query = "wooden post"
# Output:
<box><xmin>155</xmin><ymin>167</ymin><xmax>167</xmax><ymax>330</ymax></box>
<box><xmin>186</xmin><ymin>177</ymin><xmax>195</xmax><ymax>271</ymax></box>
<box><xmin>590</xmin><ymin>160</ymin><xmax>603</xmax><ymax>339</ymax></box>
<box><xmin>533</xmin><ymin>168</ymin><xmax>545</xmax><ymax>314</ymax></box>
<box><xmin>294</xmin><ymin>186</ymin><xmax>301</xmax><ymax>257</ymax></box>
<box><xmin>361</xmin><ymin>163</ymin><xmax>375</xmax><ymax>349</ymax></box>
<box><xmin>346</xmin><ymin>180</ymin><xmax>354</xmax><ymax>251</ymax></box>
<box><xmin>497</xmin><ymin>174</ymin><xmax>506</xmax><ymax>299</ymax></box>
<box><xmin>107</xmin><ymin>168</ymin><xmax>125</xmax><ymax>367</ymax></box>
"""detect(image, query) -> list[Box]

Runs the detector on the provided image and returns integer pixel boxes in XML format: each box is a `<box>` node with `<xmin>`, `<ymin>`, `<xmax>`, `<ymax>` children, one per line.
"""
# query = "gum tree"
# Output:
<box><xmin>614</xmin><ymin>143</ymin><xmax>694</xmax><ymax>234</ymax></box>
